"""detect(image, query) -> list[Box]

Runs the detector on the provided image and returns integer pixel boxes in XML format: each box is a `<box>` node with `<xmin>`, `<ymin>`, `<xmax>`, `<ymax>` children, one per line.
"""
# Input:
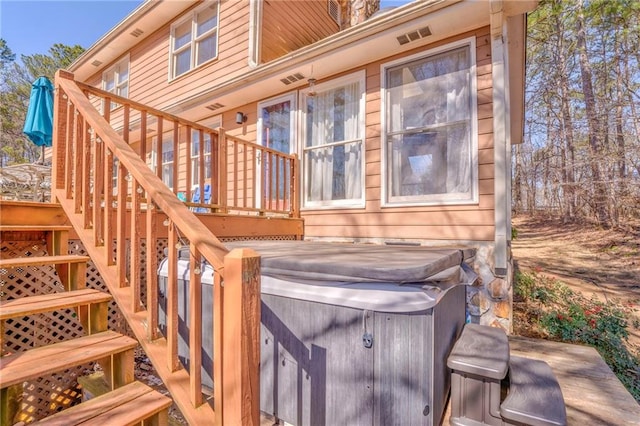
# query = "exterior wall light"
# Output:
<box><xmin>236</xmin><ymin>112</ymin><xmax>247</xmax><ymax>124</ymax></box>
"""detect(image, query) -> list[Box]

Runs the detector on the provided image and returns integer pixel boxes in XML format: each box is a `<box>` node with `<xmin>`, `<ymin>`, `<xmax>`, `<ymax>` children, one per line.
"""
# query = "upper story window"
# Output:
<box><xmin>170</xmin><ymin>1</ymin><xmax>220</xmax><ymax>79</ymax></box>
<box><xmin>300</xmin><ymin>71</ymin><xmax>366</xmax><ymax>209</ymax></box>
<box><xmin>382</xmin><ymin>38</ymin><xmax>478</xmax><ymax>206</ymax></box>
<box><xmin>102</xmin><ymin>56</ymin><xmax>129</xmax><ymax>110</ymax></box>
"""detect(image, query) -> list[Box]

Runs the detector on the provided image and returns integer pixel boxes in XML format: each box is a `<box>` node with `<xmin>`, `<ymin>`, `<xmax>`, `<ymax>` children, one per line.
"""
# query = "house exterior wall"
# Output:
<box><xmin>261</xmin><ymin>0</ymin><xmax>340</xmax><ymax>63</ymax></box>
<box><xmin>300</xmin><ymin>28</ymin><xmax>494</xmax><ymax>244</ymax></box>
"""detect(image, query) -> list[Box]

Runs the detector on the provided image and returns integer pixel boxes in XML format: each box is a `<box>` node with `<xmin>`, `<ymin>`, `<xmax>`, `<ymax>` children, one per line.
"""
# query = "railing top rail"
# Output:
<box><xmin>57</xmin><ymin>71</ymin><xmax>229</xmax><ymax>272</ymax></box>
<box><xmin>77</xmin><ymin>81</ymin><xmax>297</xmax><ymax>160</ymax></box>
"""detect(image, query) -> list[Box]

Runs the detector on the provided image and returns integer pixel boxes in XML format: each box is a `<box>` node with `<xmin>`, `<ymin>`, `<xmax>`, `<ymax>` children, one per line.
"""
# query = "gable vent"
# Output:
<box><xmin>328</xmin><ymin>0</ymin><xmax>340</xmax><ymax>26</ymax></box>
<box><xmin>205</xmin><ymin>103</ymin><xmax>225</xmax><ymax>111</ymax></box>
<box><xmin>396</xmin><ymin>26</ymin><xmax>432</xmax><ymax>45</ymax></box>
<box><xmin>91</xmin><ymin>60</ymin><xmax>103</xmax><ymax>67</ymax></box>
<box><xmin>280</xmin><ymin>72</ymin><xmax>305</xmax><ymax>85</ymax></box>
<box><xmin>130</xmin><ymin>28</ymin><xmax>144</xmax><ymax>37</ymax></box>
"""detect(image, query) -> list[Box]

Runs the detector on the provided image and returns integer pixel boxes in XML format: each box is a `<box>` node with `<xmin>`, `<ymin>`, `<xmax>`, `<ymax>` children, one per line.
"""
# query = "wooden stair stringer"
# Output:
<box><xmin>54</xmin><ymin>193</ymin><xmax>215</xmax><ymax>425</ymax></box>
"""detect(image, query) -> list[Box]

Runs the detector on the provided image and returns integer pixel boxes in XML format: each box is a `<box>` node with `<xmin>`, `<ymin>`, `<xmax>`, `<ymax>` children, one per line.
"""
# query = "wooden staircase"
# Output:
<box><xmin>0</xmin><ymin>225</ymin><xmax>172</xmax><ymax>425</ymax></box>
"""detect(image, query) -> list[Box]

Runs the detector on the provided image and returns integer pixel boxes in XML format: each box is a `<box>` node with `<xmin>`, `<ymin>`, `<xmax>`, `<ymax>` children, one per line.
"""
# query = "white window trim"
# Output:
<box><xmin>299</xmin><ymin>70</ymin><xmax>367</xmax><ymax>210</ymax></box>
<box><xmin>101</xmin><ymin>54</ymin><xmax>130</xmax><ymax>111</ymax></box>
<box><xmin>168</xmin><ymin>1</ymin><xmax>220</xmax><ymax>81</ymax></box>
<box><xmin>380</xmin><ymin>37</ymin><xmax>479</xmax><ymax>207</ymax></box>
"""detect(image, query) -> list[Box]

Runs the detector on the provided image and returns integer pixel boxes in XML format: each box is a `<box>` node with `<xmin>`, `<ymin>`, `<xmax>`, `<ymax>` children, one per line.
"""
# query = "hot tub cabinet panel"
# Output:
<box><xmin>260</xmin><ymin>283</ymin><xmax>466</xmax><ymax>426</ymax></box>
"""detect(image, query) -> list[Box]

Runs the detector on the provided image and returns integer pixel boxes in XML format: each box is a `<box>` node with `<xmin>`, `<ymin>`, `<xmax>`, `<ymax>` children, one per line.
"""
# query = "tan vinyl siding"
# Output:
<box><xmin>261</xmin><ymin>0</ymin><xmax>339</xmax><ymax>63</ymax></box>
<box><xmin>86</xmin><ymin>1</ymin><xmax>251</xmax><ymax>112</ymax></box>
<box><xmin>302</xmin><ymin>28</ymin><xmax>495</xmax><ymax>242</ymax></box>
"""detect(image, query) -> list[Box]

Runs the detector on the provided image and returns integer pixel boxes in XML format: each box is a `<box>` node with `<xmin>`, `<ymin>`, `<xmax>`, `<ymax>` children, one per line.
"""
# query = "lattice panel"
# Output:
<box><xmin>219</xmin><ymin>235</ymin><xmax>298</xmax><ymax>242</ymax></box>
<box><xmin>67</xmin><ymin>240</ymin><xmax>130</xmax><ymax>336</ymax></box>
<box><xmin>0</xmin><ymin>239</ymin><xmax>89</xmax><ymax>423</ymax></box>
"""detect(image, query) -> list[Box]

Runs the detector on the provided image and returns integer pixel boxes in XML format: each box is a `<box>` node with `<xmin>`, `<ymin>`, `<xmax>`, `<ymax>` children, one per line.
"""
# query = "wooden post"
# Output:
<box><xmin>218</xmin><ymin>129</ymin><xmax>228</xmax><ymax>213</ymax></box>
<box><xmin>52</xmin><ymin>70</ymin><xmax>74</xmax><ymax>195</ymax></box>
<box><xmin>222</xmin><ymin>248</ymin><xmax>260</xmax><ymax>425</ymax></box>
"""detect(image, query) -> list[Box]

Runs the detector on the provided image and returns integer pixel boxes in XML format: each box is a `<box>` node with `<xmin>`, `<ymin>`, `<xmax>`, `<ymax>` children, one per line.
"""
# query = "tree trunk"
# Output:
<box><xmin>575</xmin><ymin>0</ymin><xmax>610</xmax><ymax>227</ymax></box>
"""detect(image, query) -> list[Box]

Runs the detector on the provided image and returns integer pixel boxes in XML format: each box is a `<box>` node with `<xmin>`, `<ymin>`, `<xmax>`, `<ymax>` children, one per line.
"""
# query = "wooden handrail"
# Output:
<box><xmin>52</xmin><ymin>70</ymin><xmax>263</xmax><ymax>424</ymax></box>
<box><xmin>56</xmin><ymin>75</ymin><xmax>229</xmax><ymax>270</ymax></box>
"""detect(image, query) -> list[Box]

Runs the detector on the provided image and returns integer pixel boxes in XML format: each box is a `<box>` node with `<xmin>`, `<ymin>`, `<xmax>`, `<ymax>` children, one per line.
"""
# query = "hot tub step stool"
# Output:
<box><xmin>447</xmin><ymin>324</ymin><xmax>567</xmax><ymax>426</ymax></box>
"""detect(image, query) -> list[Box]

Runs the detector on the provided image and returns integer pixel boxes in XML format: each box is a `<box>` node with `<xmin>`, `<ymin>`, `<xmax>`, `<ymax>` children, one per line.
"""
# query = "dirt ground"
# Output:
<box><xmin>511</xmin><ymin>214</ymin><xmax>640</xmax><ymax>349</ymax></box>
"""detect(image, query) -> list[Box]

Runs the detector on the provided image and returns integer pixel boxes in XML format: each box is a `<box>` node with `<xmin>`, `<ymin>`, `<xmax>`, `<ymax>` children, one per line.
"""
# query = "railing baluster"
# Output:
<box><xmin>93</xmin><ymin>130</ymin><xmax>104</xmax><ymax>245</ymax></box>
<box><xmin>139</xmin><ymin>111</ymin><xmax>148</xmax><ymax>201</ymax></box>
<box><xmin>52</xmin><ymin>85</ymin><xmax>67</xmax><ymax>191</ymax></box>
<box><xmin>82</xmin><ymin>119</ymin><xmax>92</xmax><ymax>228</ymax></box>
<box><xmin>172</xmin><ymin>120</ymin><xmax>179</xmax><ymax>195</ymax></box>
<box><xmin>243</xmin><ymin>142</ymin><xmax>248</xmax><ymax>208</ymax></box>
<box><xmin>130</xmin><ymin>178</ymin><xmax>141</xmax><ymax>312</ymax></box>
<box><xmin>275</xmin><ymin>154</ymin><xmax>281</xmax><ymax>212</ymax></box>
<box><xmin>122</xmin><ymin>105</ymin><xmax>130</xmax><ymax>144</ymax></box>
<box><xmin>73</xmin><ymin>113</ymin><xmax>84</xmax><ymax>213</ymax></box>
<box><xmin>65</xmin><ymin>103</ymin><xmax>74</xmax><ymax>199</ymax></box>
<box><xmin>218</xmin><ymin>129</ymin><xmax>228</xmax><ymax>213</ymax></box>
<box><xmin>198</xmin><ymin>129</ymin><xmax>205</xmax><ymax>206</ymax></box>
<box><xmin>185</xmin><ymin>125</ymin><xmax>192</xmax><ymax>202</ymax></box>
<box><xmin>116</xmin><ymin>160</ymin><xmax>127</xmax><ymax>287</ymax></box>
<box><xmin>146</xmin><ymin>202</ymin><xmax>158</xmax><ymax>340</ymax></box>
<box><xmin>167</xmin><ymin>221</ymin><xmax>179</xmax><ymax>372</ymax></box>
<box><xmin>189</xmin><ymin>243</ymin><xmax>203</xmax><ymax>406</ymax></box>
<box><xmin>104</xmin><ymin>149</ymin><xmax>115</xmax><ymax>264</ymax></box>
<box><xmin>210</xmin><ymin>131</ymin><xmax>218</xmax><ymax>208</ymax></box>
<box><xmin>156</xmin><ymin>116</ymin><xmax>163</xmax><ymax>180</ymax></box>
<box><xmin>233</xmin><ymin>141</ymin><xmax>238</xmax><ymax>208</ymax></box>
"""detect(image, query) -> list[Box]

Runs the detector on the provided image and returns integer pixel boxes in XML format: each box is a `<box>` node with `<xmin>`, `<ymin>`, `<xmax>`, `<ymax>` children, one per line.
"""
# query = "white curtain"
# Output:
<box><xmin>308</xmin><ymin>90</ymin><xmax>334</xmax><ymax>201</ymax></box>
<box><xmin>343</xmin><ymin>82</ymin><xmax>361</xmax><ymax>199</ymax></box>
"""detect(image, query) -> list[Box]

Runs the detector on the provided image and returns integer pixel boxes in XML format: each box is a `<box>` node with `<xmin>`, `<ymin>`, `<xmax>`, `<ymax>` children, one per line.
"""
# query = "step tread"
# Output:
<box><xmin>0</xmin><ymin>254</ymin><xmax>90</xmax><ymax>268</ymax></box>
<box><xmin>0</xmin><ymin>331</ymin><xmax>137</xmax><ymax>388</ymax></box>
<box><xmin>501</xmin><ymin>355</ymin><xmax>567</xmax><ymax>426</ymax></box>
<box><xmin>31</xmin><ymin>381</ymin><xmax>172</xmax><ymax>426</ymax></box>
<box><xmin>0</xmin><ymin>289</ymin><xmax>112</xmax><ymax>320</ymax></box>
<box><xmin>0</xmin><ymin>225</ymin><xmax>73</xmax><ymax>232</ymax></box>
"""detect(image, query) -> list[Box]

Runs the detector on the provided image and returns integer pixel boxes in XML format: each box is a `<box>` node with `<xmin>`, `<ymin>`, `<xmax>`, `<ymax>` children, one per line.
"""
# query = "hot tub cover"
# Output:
<box><xmin>226</xmin><ymin>240</ymin><xmax>469</xmax><ymax>284</ymax></box>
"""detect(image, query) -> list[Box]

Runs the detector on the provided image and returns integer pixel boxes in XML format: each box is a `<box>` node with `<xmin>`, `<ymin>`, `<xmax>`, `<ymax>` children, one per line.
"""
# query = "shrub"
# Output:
<box><xmin>514</xmin><ymin>271</ymin><xmax>640</xmax><ymax>400</ymax></box>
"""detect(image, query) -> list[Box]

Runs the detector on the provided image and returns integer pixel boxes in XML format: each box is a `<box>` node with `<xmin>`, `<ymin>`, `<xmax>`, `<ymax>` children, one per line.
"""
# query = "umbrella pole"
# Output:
<box><xmin>41</xmin><ymin>145</ymin><xmax>45</xmax><ymax>165</ymax></box>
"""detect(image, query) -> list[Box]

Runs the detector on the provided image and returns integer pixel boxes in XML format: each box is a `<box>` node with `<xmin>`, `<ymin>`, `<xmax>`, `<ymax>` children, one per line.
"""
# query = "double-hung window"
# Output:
<box><xmin>102</xmin><ymin>56</ymin><xmax>129</xmax><ymax>110</ymax></box>
<box><xmin>170</xmin><ymin>1</ymin><xmax>219</xmax><ymax>79</ymax></box>
<box><xmin>301</xmin><ymin>72</ymin><xmax>365</xmax><ymax>208</ymax></box>
<box><xmin>383</xmin><ymin>38</ymin><xmax>477</xmax><ymax>205</ymax></box>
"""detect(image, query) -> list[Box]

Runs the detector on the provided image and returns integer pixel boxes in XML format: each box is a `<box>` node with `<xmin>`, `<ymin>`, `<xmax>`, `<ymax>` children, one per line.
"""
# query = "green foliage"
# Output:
<box><xmin>515</xmin><ymin>271</ymin><xmax>640</xmax><ymax>400</ymax></box>
<box><xmin>511</xmin><ymin>225</ymin><xmax>519</xmax><ymax>240</ymax></box>
<box><xmin>0</xmin><ymin>41</ymin><xmax>84</xmax><ymax>166</ymax></box>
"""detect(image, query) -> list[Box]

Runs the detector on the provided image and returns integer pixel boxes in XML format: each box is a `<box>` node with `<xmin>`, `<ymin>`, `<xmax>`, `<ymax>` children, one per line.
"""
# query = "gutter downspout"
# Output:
<box><xmin>490</xmin><ymin>0</ymin><xmax>510</xmax><ymax>277</ymax></box>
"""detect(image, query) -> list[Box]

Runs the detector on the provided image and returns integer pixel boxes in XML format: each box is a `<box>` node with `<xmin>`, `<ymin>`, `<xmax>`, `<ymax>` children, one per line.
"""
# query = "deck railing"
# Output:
<box><xmin>51</xmin><ymin>70</ymin><xmax>265</xmax><ymax>424</ymax></box>
<box><xmin>73</xmin><ymin>82</ymin><xmax>298</xmax><ymax>218</ymax></box>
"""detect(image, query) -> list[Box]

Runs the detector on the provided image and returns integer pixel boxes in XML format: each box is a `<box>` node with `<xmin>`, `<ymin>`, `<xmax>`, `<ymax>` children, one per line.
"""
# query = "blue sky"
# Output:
<box><xmin>1</xmin><ymin>0</ymin><xmax>409</xmax><ymax>60</ymax></box>
<box><xmin>0</xmin><ymin>0</ymin><xmax>142</xmax><ymax>59</ymax></box>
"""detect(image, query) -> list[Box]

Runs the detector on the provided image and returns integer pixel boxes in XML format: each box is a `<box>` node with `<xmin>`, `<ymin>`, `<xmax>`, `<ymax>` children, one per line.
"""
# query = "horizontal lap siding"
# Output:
<box><xmin>87</xmin><ymin>1</ymin><xmax>251</xmax><ymax>112</ymax></box>
<box><xmin>302</xmin><ymin>27</ymin><xmax>495</xmax><ymax>242</ymax></box>
<box><xmin>261</xmin><ymin>0</ymin><xmax>339</xmax><ymax>63</ymax></box>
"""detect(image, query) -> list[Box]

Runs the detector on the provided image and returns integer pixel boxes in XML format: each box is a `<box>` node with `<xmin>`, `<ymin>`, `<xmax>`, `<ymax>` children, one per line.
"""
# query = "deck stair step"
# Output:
<box><xmin>0</xmin><ymin>330</ymin><xmax>137</xmax><ymax>388</ymax></box>
<box><xmin>30</xmin><ymin>381</ymin><xmax>172</xmax><ymax>426</ymax></box>
<box><xmin>448</xmin><ymin>323</ymin><xmax>567</xmax><ymax>426</ymax></box>
<box><xmin>0</xmin><ymin>225</ymin><xmax>73</xmax><ymax>232</ymax></box>
<box><xmin>0</xmin><ymin>254</ymin><xmax>91</xmax><ymax>291</ymax></box>
<box><xmin>0</xmin><ymin>289</ymin><xmax>111</xmax><ymax>321</ymax></box>
<box><xmin>501</xmin><ymin>356</ymin><xmax>567</xmax><ymax>426</ymax></box>
<box><xmin>0</xmin><ymin>254</ymin><xmax>89</xmax><ymax>269</ymax></box>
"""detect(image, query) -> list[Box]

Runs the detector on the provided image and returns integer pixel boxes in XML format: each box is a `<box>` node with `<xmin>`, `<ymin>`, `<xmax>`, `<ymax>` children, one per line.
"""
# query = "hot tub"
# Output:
<box><xmin>159</xmin><ymin>241</ymin><xmax>476</xmax><ymax>425</ymax></box>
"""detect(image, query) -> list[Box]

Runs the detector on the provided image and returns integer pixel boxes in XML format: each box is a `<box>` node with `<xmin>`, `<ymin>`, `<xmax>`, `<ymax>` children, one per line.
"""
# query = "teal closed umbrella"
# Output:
<box><xmin>23</xmin><ymin>76</ymin><xmax>54</xmax><ymax>162</ymax></box>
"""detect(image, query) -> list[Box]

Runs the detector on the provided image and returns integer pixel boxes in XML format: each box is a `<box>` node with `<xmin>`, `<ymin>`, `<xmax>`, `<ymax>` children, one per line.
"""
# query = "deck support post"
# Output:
<box><xmin>221</xmin><ymin>248</ymin><xmax>261</xmax><ymax>425</ymax></box>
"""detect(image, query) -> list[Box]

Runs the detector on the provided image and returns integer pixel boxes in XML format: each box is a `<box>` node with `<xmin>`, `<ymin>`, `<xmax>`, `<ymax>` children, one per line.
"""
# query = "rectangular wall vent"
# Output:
<box><xmin>130</xmin><ymin>28</ymin><xmax>144</xmax><ymax>37</ymax></box>
<box><xmin>397</xmin><ymin>26</ymin><xmax>432</xmax><ymax>46</ymax></box>
<box><xmin>328</xmin><ymin>0</ymin><xmax>341</xmax><ymax>26</ymax></box>
<box><xmin>91</xmin><ymin>60</ymin><xmax>103</xmax><ymax>67</ymax></box>
<box><xmin>280</xmin><ymin>72</ymin><xmax>305</xmax><ymax>85</ymax></box>
<box><xmin>205</xmin><ymin>103</ymin><xmax>225</xmax><ymax>111</ymax></box>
